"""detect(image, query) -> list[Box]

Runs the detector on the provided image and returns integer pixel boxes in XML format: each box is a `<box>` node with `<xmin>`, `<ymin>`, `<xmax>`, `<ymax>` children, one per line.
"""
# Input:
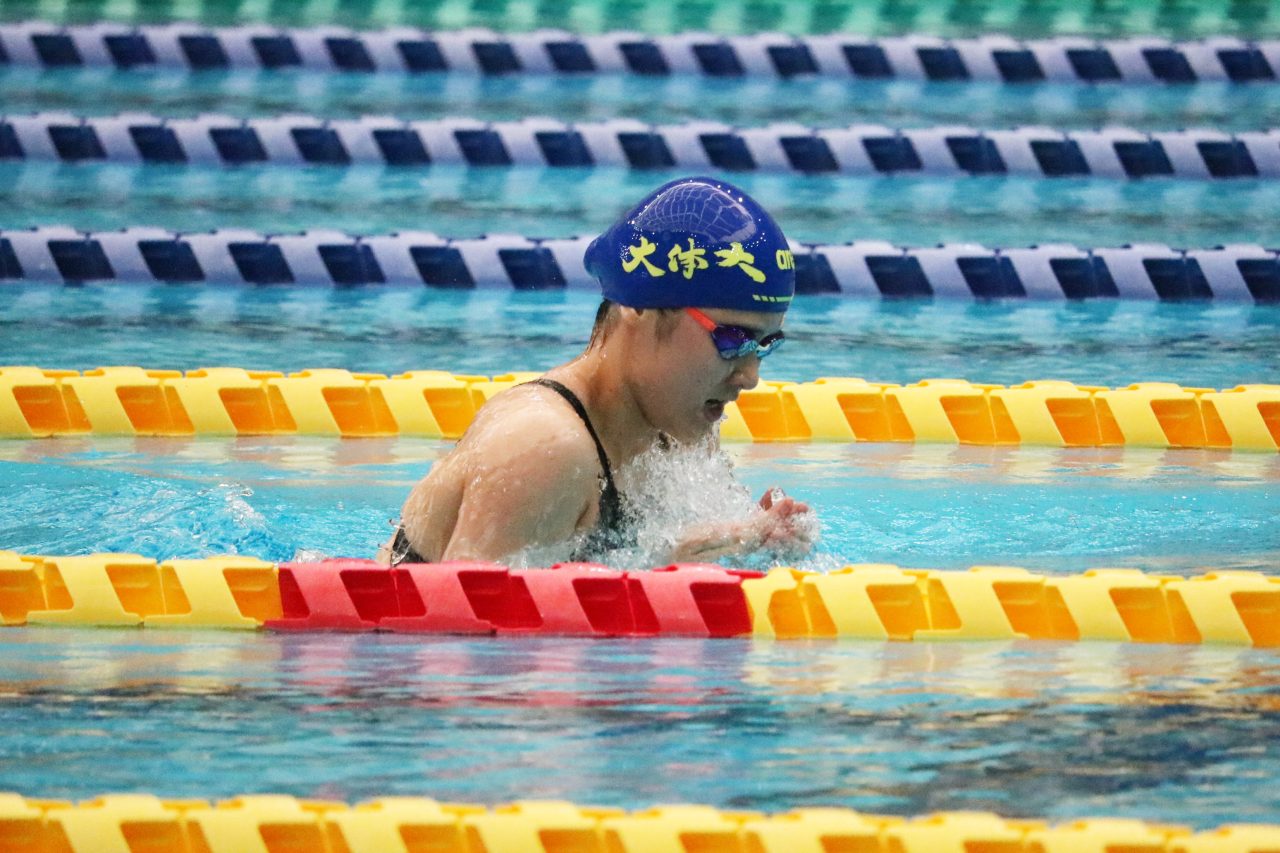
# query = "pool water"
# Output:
<box><xmin>2</xmin><ymin>287</ymin><xmax>1277</xmax><ymax>389</ymax></box>
<box><xmin>1</xmin><ymin>0</ymin><xmax>1275</xmax><ymax>38</ymax></box>
<box><xmin>7</xmin><ymin>69</ymin><xmax>1279</xmax><ymax>131</ymax></box>
<box><xmin>2</xmin><ymin>629</ymin><xmax>1280</xmax><ymax>829</ymax></box>
<box><xmin>5</xmin><ymin>162</ymin><xmax>1279</xmax><ymax>252</ymax></box>
<box><xmin>3</xmin><ymin>0</ymin><xmax>1280</xmax><ymax>831</ymax></box>
<box><xmin>1</xmin><ymin>285</ymin><xmax>1277</xmax><ymax>571</ymax></box>
<box><xmin>5</xmin><ymin>434</ymin><xmax>1280</xmax><ymax>570</ymax></box>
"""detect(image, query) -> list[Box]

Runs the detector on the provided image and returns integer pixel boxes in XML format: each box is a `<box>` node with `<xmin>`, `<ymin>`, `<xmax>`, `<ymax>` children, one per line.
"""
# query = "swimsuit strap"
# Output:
<box><xmin>394</xmin><ymin>378</ymin><xmax>626</xmax><ymax>568</ymax></box>
<box><xmin>389</xmin><ymin>524</ymin><xmax>425</xmax><ymax>567</ymax></box>
<box><xmin>530</xmin><ymin>378</ymin><xmax>618</xmax><ymax>496</ymax></box>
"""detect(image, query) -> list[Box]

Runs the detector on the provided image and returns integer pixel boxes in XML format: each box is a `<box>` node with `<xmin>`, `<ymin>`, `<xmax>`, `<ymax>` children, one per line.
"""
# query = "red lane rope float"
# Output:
<box><xmin>268</xmin><ymin>561</ymin><xmax>755</xmax><ymax>637</ymax></box>
<box><xmin>5</xmin><ymin>553</ymin><xmax>1280</xmax><ymax>645</ymax></box>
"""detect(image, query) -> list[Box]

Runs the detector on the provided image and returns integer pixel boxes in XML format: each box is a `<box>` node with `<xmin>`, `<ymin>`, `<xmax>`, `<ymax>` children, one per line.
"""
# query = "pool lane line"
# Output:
<box><xmin>2</xmin><ymin>22</ymin><xmax>1278</xmax><ymax>83</ymax></box>
<box><xmin>1</xmin><ymin>0</ymin><xmax>1271</xmax><ymax>36</ymax></box>
<box><xmin>3</xmin><ymin>553</ymin><xmax>1280</xmax><ymax>647</ymax></box>
<box><xmin>2</xmin><ymin>0</ymin><xmax>1274</xmax><ymax>34</ymax></box>
<box><xmin>1</xmin><ymin>367</ymin><xmax>1278</xmax><ymax>450</ymax></box>
<box><xmin>0</xmin><ymin>112</ymin><xmax>1275</xmax><ymax>179</ymax></box>
<box><xmin>3</xmin><ymin>793</ymin><xmax>1278</xmax><ymax>850</ymax></box>
<box><xmin>2</xmin><ymin>226</ymin><xmax>1278</xmax><ymax>301</ymax></box>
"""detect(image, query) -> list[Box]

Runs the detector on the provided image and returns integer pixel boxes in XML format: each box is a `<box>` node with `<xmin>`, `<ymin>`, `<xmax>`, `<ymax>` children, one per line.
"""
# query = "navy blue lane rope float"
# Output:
<box><xmin>0</xmin><ymin>113</ymin><xmax>1275</xmax><ymax>179</ymax></box>
<box><xmin>2</xmin><ymin>226</ymin><xmax>1277</xmax><ymax>301</ymax></box>
<box><xmin>0</xmin><ymin>22</ymin><xmax>1277</xmax><ymax>83</ymax></box>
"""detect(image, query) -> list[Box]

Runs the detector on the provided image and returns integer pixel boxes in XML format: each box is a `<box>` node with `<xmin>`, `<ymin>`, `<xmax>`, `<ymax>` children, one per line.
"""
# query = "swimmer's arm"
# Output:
<box><xmin>670</xmin><ymin>523</ymin><xmax>749</xmax><ymax>562</ymax></box>
<box><xmin>671</xmin><ymin>491</ymin><xmax>814</xmax><ymax>562</ymax></box>
<box><xmin>438</xmin><ymin>427</ymin><xmax>600</xmax><ymax>563</ymax></box>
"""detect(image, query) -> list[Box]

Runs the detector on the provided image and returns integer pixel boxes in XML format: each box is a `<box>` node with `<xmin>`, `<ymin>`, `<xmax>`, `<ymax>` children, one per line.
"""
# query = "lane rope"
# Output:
<box><xmin>3</xmin><ymin>552</ymin><xmax>1280</xmax><ymax>645</ymax></box>
<box><xmin>1</xmin><ymin>111</ymin><xmax>1276</xmax><ymax>179</ymax></box>
<box><xmin>1</xmin><ymin>367</ymin><xmax>1278</xmax><ymax>449</ymax></box>
<box><xmin>2</xmin><ymin>792</ymin><xmax>1276</xmax><ymax>851</ymax></box>
<box><xmin>1</xmin><ymin>22</ymin><xmax>1276</xmax><ymax>84</ymax></box>
<box><xmin>2</xmin><ymin>226</ymin><xmax>1278</xmax><ymax>301</ymax></box>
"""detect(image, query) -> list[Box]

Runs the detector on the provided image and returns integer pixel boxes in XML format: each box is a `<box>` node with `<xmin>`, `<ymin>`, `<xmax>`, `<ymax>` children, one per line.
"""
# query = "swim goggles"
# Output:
<box><xmin>685</xmin><ymin>307</ymin><xmax>786</xmax><ymax>360</ymax></box>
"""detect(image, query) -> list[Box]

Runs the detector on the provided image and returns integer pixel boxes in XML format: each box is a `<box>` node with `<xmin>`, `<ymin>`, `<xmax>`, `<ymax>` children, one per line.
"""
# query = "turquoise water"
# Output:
<box><xmin>4</xmin><ymin>0</ymin><xmax>1280</xmax><ymax>828</ymax></box>
<box><xmin>2</xmin><ymin>286</ymin><xmax>1276</xmax><ymax>575</ymax></box>
<box><xmin>1</xmin><ymin>433</ymin><xmax>1278</xmax><ymax>571</ymax></box>
<box><xmin>1</xmin><ymin>629</ymin><xmax>1279</xmax><ymax>827</ymax></box>
<box><xmin>4</xmin><ymin>66</ymin><xmax>1278</xmax><ymax>252</ymax></box>
<box><xmin>6</xmin><ymin>69</ymin><xmax>1279</xmax><ymax>131</ymax></box>
<box><xmin>5</xmin><ymin>164</ymin><xmax>1280</xmax><ymax>249</ymax></box>
<box><xmin>3</xmin><ymin>0</ymin><xmax>1276</xmax><ymax>38</ymax></box>
<box><xmin>1</xmin><ymin>287</ymin><xmax>1277</xmax><ymax>573</ymax></box>
<box><xmin>2</xmin><ymin>288</ymin><xmax>1277</xmax><ymax>389</ymax></box>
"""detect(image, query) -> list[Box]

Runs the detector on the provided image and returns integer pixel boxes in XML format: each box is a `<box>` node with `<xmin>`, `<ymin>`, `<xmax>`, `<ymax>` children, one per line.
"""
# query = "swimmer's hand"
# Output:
<box><xmin>671</xmin><ymin>488</ymin><xmax>816</xmax><ymax>563</ymax></box>
<box><xmin>753</xmin><ymin>488</ymin><xmax>817</xmax><ymax>558</ymax></box>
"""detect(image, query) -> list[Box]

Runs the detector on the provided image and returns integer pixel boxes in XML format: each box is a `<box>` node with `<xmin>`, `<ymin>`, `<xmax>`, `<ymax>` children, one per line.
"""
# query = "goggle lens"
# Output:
<box><xmin>709</xmin><ymin>326</ymin><xmax>785</xmax><ymax>360</ymax></box>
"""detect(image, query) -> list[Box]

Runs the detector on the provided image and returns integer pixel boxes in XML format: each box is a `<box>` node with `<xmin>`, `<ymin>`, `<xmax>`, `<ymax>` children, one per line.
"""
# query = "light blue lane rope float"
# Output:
<box><xmin>1</xmin><ymin>225</ymin><xmax>1275</xmax><ymax>300</ymax></box>
<box><xmin>0</xmin><ymin>112</ymin><xmax>1275</xmax><ymax>179</ymax></box>
<box><xmin>1</xmin><ymin>22</ymin><xmax>1277</xmax><ymax>83</ymax></box>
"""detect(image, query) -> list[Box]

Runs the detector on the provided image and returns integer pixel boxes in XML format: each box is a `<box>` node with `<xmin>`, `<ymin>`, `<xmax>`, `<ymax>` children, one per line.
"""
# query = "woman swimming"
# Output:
<box><xmin>381</xmin><ymin>176</ymin><xmax>815</xmax><ymax>566</ymax></box>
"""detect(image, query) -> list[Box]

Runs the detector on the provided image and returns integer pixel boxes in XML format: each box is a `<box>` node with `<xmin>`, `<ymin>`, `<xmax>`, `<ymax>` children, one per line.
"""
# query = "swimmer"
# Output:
<box><xmin>380</xmin><ymin>176</ymin><xmax>816</xmax><ymax>566</ymax></box>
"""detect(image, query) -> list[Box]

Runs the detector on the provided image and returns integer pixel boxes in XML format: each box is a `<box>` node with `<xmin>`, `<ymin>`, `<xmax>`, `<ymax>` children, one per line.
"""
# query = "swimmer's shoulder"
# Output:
<box><xmin>456</xmin><ymin>380</ymin><xmax>602</xmax><ymax>477</ymax></box>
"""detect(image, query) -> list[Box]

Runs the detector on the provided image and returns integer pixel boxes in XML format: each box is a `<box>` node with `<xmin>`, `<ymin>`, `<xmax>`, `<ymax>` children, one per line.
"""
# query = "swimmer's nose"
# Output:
<box><xmin>728</xmin><ymin>354</ymin><xmax>761</xmax><ymax>390</ymax></box>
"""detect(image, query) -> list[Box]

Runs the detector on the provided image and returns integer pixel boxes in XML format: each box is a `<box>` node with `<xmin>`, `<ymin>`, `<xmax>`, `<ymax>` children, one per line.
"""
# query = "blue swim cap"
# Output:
<box><xmin>584</xmin><ymin>176</ymin><xmax>795</xmax><ymax>313</ymax></box>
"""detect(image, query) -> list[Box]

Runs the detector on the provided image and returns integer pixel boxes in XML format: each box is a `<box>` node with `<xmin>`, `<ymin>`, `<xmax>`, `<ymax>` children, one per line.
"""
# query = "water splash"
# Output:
<box><xmin>206</xmin><ymin>482</ymin><xmax>265</xmax><ymax>529</ymax></box>
<box><xmin>510</xmin><ymin>436</ymin><xmax>824</xmax><ymax>571</ymax></box>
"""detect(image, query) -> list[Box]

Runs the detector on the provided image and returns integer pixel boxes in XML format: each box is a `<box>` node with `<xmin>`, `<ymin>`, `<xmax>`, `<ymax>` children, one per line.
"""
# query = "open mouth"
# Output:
<box><xmin>703</xmin><ymin>399</ymin><xmax>726</xmax><ymax>421</ymax></box>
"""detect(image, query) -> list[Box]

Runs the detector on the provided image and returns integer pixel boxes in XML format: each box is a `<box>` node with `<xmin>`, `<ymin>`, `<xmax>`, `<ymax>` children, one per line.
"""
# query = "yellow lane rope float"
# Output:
<box><xmin>1</xmin><ymin>367</ymin><xmax>1278</xmax><ymax>450</ymax></box>
<box><xmin>3</xmin><ymin>552</ymin><xmax>1278</xmax><ymax>646</ymax></box>
<box><xmin>0</xmin><ymin>793</ymin><xmax>1276</xmax><ymax>852</ymax></box>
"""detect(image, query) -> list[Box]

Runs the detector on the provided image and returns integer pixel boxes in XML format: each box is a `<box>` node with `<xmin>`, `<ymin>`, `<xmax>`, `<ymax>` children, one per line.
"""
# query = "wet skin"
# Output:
<box><xmin>385</xmin><ymin>305</ymin><xmax>814</xmax><ymax>565</ymax></box>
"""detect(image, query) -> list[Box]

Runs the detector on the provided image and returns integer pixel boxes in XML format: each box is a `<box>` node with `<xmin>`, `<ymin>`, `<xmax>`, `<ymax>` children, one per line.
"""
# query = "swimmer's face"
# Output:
<box><xmin>633</xmin><ymin>306</ymin><xmax>784</xmax><ymax>443</ymax></box>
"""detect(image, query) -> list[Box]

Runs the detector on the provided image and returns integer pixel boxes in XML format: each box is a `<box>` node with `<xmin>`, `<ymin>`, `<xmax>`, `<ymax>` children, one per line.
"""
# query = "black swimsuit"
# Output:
<box><xmin>389</xmin><ymin>377</ymin><xmax>629</xmax><ymax>566</ymax></box>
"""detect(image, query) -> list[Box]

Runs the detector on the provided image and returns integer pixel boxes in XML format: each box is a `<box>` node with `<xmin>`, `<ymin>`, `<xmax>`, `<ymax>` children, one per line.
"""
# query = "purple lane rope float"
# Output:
<box><xmin>2</xmin><ymin>226</ymin><xmax>1278</xmax><ymax>301</ymax></box>
<box><xmin>1</xmin><ymin>112</ymin><xmax>1275</xmax><ymax>179</ymax></box>
<box><xmin>1</xmin><ymin>22</ymin><xmax>1277</xmax><ymax>84</ymax></box>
